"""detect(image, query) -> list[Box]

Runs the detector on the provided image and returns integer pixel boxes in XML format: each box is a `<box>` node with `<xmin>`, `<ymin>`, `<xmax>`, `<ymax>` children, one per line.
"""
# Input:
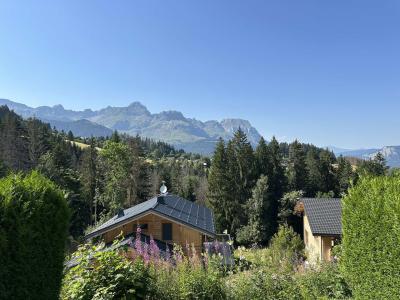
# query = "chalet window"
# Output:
<box><xmin>162</xmin><ymin>223</ymin><xmax>173</xmax><ymax>240</ymax></box>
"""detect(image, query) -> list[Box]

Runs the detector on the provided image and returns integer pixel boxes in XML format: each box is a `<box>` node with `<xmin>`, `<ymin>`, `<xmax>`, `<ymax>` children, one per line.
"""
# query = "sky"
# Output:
<box><xmin>0</xmin><ymin>0</ymin><xmax>399</xmax><ymax>149</ymax></box>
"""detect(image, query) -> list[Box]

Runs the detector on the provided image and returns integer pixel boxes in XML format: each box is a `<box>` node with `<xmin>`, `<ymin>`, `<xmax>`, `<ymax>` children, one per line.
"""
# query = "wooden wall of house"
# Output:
<box><xmin>103</xmin><ymin>213</ymin><xmax>204</xmax><ymax>254</ymax></box>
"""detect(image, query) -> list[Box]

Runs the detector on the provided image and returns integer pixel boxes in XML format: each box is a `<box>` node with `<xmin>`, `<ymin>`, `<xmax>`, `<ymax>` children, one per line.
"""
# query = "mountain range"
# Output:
<box><xmin>1</xmin><ymin>98</ymin><xmax>399</xmax><ymax>166</ymax></box>
<box><xmin>0</xmin><ymin>99</ymin><xmax>261</xmax><ymax>155</ymax></box>
<box><xmin>330</xmin><ymin>146</ymin><xmax>400</xmax><ymax>168</ymax></box>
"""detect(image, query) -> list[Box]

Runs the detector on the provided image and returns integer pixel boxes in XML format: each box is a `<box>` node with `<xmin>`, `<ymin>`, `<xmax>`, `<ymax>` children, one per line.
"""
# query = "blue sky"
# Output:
<box><xmin>0</xmin><ymin>0</ymin><xmax>399</xmax><ymax>149</ymax></box>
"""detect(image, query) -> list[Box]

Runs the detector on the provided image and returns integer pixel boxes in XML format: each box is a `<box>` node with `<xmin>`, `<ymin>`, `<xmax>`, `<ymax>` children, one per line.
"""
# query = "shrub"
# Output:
<box><xmin>0</xmin><ymin>171</ymin><xmax>69</xmax><ymax>300</ymax></box>
<box><xmin>298</xmin><ymin>262</ymin><xmax>352</xmax><ymax>299</ymax></box>
<box><xmin>226</xmin><ymin>268</ymin><xmax>301</xmax><ymax>300</ymax></box>
<box><xmin>268</xmin><ymin>224</ymin><xmax>304</xmax><ymax>272</ymax></box>
<box><xmin>149</xmin><ymin>245</ymin><xmax>227</xmax><ymax>299</ymax></box>
<box><xmin>62</xmin><ymin>243</ymin><xmax>151</xmax><ymax>299</ymax></box>
<box><xmin>341</xmin><ymin>176</ymin><xmax>400</xmax><ymax>299</ymax></box>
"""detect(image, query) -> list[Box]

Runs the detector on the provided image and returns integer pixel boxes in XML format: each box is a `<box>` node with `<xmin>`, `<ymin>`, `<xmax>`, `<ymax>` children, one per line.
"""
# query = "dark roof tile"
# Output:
<box><xmin>301</xmin><ymin>198</ymin><xmax>342</xmax><ymax>236</ymax></box>
<box><xmin>86</xmin><ymin>194</ymin><xmax>215</xmax><ymax>239</ymax></box>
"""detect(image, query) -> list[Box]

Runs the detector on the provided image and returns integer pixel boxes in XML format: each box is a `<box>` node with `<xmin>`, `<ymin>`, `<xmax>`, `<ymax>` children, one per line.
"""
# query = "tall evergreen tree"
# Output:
<box><xmin>267</xmin><ymin>136</ymin><xmax>287</xmax><ymax>203</ymax></box>
<box><xmin>305</xmin><ymin>148</ymin><xmax>323</xmax><ymax>196</ymax></box>
<box><xmin>0</xmin><ymin>107</ymin><xmax>29</xmax><ymax>170</ymax></box>
<box><xmin>207</xmin><ymin>139</ymin><xmax>231</xmax><ymax>233</ymax></box>
<box><xmin>126</xmin><ymin>136</ymin><xmax>153</xmax><ymax>205</ymax></box>
<box><xmin>26</xmin><ymin>118</ymin><xmax>51</xmax><ymax>167</ymax></box>
<box><xmin>336</xmin><ymin>156</ymin><xmax>355</xmax><ymax>195</ymax></box>
<box><xmin>287</xmin><ymin>140</ymin><xmax>307</xmax><ymax>191</ymax></box>
<box><xmin>319</xmin><ymin>150</ymin><xmax>337</xmax><ymax>194</ymax></box>
<box><xmin>255</xmin><ymin>137</ymin><xmax>271</xmax><ymax>177</ymax></box>
<box><xmin>236</xmin><ymin>175</ymin><xmax>274</xmax><ymax>246</ymax></box>
<box><xmin>226</xmin><ymin>129</ymin><xmax>256</xmax><ymax>236</ymax></box>
<box><xmin>80</xmin><ymin>137</ymin><xmax>98</xmax><ymax>224</ymax></box>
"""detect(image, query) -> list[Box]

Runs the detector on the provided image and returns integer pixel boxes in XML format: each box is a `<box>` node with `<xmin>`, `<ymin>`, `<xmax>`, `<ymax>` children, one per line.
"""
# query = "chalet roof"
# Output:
<box><xmin>301</xmin><ymin>198</ymin><xmax>342</xmax><ymax>237</ymax></box>
<box><xmin>85</xmin><ymin>193</ymin><xmax>215</xmax><ymax>239</ymax></box>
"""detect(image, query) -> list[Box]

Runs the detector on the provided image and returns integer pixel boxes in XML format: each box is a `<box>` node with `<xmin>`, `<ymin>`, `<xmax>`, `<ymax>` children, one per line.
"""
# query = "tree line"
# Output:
<box><xmin>0</xmin><ymin>105</ymin><xmax>389</xmax><ymax>246</ymax></box>
<box><xmin>0</xmin><ymin>106</ymin><xmax>208</xmax><ymax>244</ymax></box>
<box><xmin>207</xmin><ymin>129</ymin><xmax>389</xmax><ymax>246</ymax></box>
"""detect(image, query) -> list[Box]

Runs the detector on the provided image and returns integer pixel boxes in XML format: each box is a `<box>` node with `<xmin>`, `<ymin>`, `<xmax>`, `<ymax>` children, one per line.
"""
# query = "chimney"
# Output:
<box><xmin>117</xmin><ymin>208</ymin><xmax>125</xmax><ymax>218</ymax></box>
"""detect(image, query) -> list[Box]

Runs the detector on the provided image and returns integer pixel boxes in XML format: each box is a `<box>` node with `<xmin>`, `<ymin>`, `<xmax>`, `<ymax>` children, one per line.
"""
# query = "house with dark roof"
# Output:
<box><xmin>299</xmin><ymin>198</ymin><xmax>342</xmax><ymax>263</ymax></box>
<box><xmin>86</xmin><ymin>188</ymin><xmax>216</xmax><ymax>255</ymax></box>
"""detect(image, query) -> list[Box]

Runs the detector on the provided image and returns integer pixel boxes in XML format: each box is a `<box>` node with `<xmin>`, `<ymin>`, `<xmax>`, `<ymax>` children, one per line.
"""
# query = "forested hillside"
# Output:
<box><xmin>0</xmin><ymin>105</ymin><xmax>387</xmax><ymax>246</ymax></box>
<box><xmin>0</xmin><ymin>105</ymin><xmax>209</xmax><ymax>243</ymax></box>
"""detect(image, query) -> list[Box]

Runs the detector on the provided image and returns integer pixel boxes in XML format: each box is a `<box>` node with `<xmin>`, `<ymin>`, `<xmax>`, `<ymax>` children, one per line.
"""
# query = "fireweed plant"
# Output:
<box><xmin>62</xmin><ymin>227</ymin><xmax>228</xmax><ymax>299</ymax></box>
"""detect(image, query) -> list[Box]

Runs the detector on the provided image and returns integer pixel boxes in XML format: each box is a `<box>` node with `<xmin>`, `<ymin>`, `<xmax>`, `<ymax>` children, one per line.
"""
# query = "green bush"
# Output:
<box><xmin>62</xmin><ymin>244</ymin><xmax>151</xmax><ymax>299</ymax></box>
<box><xmin>226</xmin><ymin>268</ymin><xmax>301</xmax><ymax>300</ymax></box>
<box><xmin>298</xmin><ymin>263</ymin><xmax>352</xmax><ymax>299</ymax></box>
<box><xmin>0</xmin><ymin>171</ymin><xmax>69</xmax><ymax>300</ymax></box>
<box><xmin>268</xmin><ymin>224</ymin><xmax>304</xmax><ymax>272</ymax></box>
<box><xmin>341</xmin><ymin>176</ymin><xmax>400</xmax><ymax>299</ymax></box>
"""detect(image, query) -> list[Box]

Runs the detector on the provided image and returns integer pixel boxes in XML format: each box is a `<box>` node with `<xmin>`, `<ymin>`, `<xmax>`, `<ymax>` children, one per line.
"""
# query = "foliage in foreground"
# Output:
<box><xmin>341</xmin><ymin>175</ymin><xmax>400</xmax><ymax>299</ymax></box>
<box><xmin>62</xmin><ymin>244</ymin><xmax>150</xmax><ymax>299</ymax></box>
<box><xmin>298</xmin><ymin>263</ymin><xmax>352</xmax><ymax>299</ymax></box>
<box><xmin>63</xmin><ymin>225</ymin><xmax>352</xmax><ymax>300</ymax></box>
<box><xmin>62</xmin><ymin>231</ymin><xmax>227</xmax><ymax>300</ymax></box>
<box><xmin>0</xmin><ymin>171</ymin><xmax>69</xmax><ymax>300</ymax></box>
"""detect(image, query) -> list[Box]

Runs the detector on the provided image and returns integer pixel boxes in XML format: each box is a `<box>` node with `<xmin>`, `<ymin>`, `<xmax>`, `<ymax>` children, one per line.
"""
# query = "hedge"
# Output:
<box><xmin>341</xmin><ymin>175</ymin><xmax>400</xmax><ymax>299</ymax></box>
<box><xmin>0</xmin><ymin>171</ymin><xmax>69</xmax><ymax>300</ymax></box>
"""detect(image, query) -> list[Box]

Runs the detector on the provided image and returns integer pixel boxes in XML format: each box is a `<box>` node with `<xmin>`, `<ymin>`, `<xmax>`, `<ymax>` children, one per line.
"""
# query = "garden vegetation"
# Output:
<box><xmin>0</xmin><ymin>171</ymin><xmax>69</xmax><ymax>299</ymax></box>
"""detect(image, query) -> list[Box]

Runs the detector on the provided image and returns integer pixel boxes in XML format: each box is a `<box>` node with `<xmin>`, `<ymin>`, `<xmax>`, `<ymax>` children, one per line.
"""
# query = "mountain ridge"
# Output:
<box><xmin>332</xmin><ymin>146</ymin><xmax>400</xmax><ymax>168</ymax></box>
<box><xmin>0</xmin><ymin>99</ymin><xmax>262</xmax><ymax>154</ymax></box>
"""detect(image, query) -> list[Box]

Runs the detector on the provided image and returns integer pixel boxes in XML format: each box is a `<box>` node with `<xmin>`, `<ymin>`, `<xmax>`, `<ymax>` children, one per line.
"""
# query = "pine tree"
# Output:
<box><xmin>236</xmin><ymin>175</ymin><xmax>274</xmax><ymax>246</ymax></box>
<box><xmin>0</xmin><ymin>107</ymin><xmax>29</xmax><ymax>170</ymax></box>
<box><xmin>287</xmin><ymin>140</ymin><xmax>307</xmax><ymax>191</ymax></box>
<box><xmin>267</xmin><ymin>136</ymin><xmax>286</xmax><ymax>205</ymax></box>
<box><xmin>126</xmin><ymin>136</ymin><xmax>153</xmax><ymax>205</ymax></box>
<box><xmin>336</xmin><ymin>156</ymin><xmax>355</xmax><ymax>195</ymax></box>
<box><xmin>226</xmin><ymin>129</ymin><xmax>256</xmax><ymax>237</ymax></box>
<box><xmin>80</xmin><ymin>137</ymin><xmax>98</xmax><ymax>224</ymax></box>
<box><xmin>26</xmin><ymin>118</ymin><xmax>51</xmax><ymax>167</ymax></box>
<box><xmin>305</xmin><ymin>148</ymin><xmax>323</xmax><ymax>196</ymax></box>
<box><xmin>207</xmin><ymin>139</ymin><xmax>231</xmax><ymax>233</ymax></box>
<box><xmin>319</xmin><ymin>150</ymin><xmax>337</xmax><ymax>194</ymax></box>
<box><xmin>255</xmin><ymin>137</ymin><xmax>271</xmax><ymax>177</ymax></box>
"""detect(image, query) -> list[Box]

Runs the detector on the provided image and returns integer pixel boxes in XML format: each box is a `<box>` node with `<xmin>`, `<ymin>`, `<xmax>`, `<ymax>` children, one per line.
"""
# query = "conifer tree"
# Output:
<box><xmin>227</xmin><ymin>129</ymin><xmax>256</xmax><ymax>236</ymax></box>
<box><xmin>305</xmin><ymin>148</ymin><xmax>323</xmax><ymax>196</ymax></box>
<box><xmin>80</xmin><ymin>137</ymin><xmax>98</xmax><ymax>224</ymax></box>
<box><xmin>126</xmin><ymin>136</ymin><xmax>153</xmax><ymax>205</ymax></box>
<box><xmin>255</xmin><ymin>137</ymin><xmax>271</xmax><ymax>177</ymax></box>
<box><xmin>336</xmin><ymin>156</ymin><xmax>355</xmax><ymax>195</ymax></box>
<box><xmin>267</xmin><ymin>136</ymin><xmax>287</xmax><ymax>204</ymax></box>
<box><xmin>26</xmin><ymin>118</ymin><xmax>51</xmax><ymax>167</ymax></box>
<box><xmin>236</xmin><ymin>175</ymin><xmax>274</xmax><ymax>246</ymax></box>
<box><xmin>319</xmin><ymin>150</ymin><xmax>337</xmax><ymax>194</ymax></box>
<box><xmin>207</xmin><ymin>139</ymin><xmax>230</xmax><ymax>233</ymax></box>
<box><xmin>287</xmin><ymin>140</ymin><xmax>307</xmax><ymax>191</ymax></box>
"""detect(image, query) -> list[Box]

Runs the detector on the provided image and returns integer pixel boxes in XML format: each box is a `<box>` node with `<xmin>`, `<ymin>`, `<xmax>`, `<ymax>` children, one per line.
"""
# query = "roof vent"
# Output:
<box><xmin>160</xmin><ymin>181</ymin><xmax>168</xmax><ymax>195</ymax></box>
<box><xmin>117</xmin><ymin>209</ymin><xmax>125</xmax><ymax>218</ymax></box>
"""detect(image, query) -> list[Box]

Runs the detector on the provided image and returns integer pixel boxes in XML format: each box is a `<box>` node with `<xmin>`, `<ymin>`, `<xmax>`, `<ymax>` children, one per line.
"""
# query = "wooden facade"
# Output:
<box><xmin>102</xmin><ymin>212</ymin><xmax>206</xmax><ymax>253</ymax></box>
